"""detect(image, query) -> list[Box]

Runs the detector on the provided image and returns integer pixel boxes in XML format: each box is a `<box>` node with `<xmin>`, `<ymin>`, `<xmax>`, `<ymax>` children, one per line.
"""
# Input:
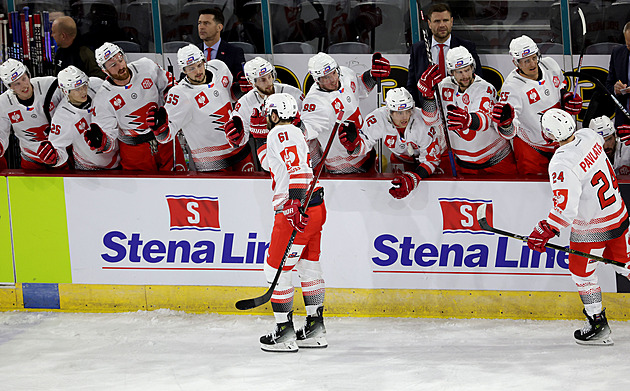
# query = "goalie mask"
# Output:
<box><xmin>177</xmin><ymin>44</ymin><xmax>205</xmax><ymax>72</ymax></box>
<box><xmin>589</xmin><ymin>116</ymin><xmax>615</xmax><ymax>138</ymax></box>
<box><xmin>95</xmin><ymin>42</ymin><xmax>124</xmax><ymax>69</ymax></box>
<box><xmin>446</xmin><ymin>46</ymin><xmax>475</xmax><ymax>73</ymax></box>
<box><xmin>0</xmin><ymin>59</ymin><xmax>29</xmax><ymax>87</ymax></box>
<box><xmin>58</xmin><ymin>66</ymin><xmax>89</xmax><ymax>96</ymax></box>
<box><xmin>244</xmin><ymin>57</ymin><xmax>276</xmax><ymax>86</ymax></box>
<box><xmin>385</xmin><ymin>88</ymin><xmax>414</xmax><ymax>112</ymax></box>
<box><xmin>264</xmin><ymin>93</ymin><xmax>298</xmax><ymax>120</ymax></box>
<box><xmin>509</xmin><ymin>35</ymin><xmax>539</xmax><ymax>62</ymax></box>
<box><xmin>541</xmin><ymin>108</ymin><xmax>576</xmax><ymax>142</ymax></box>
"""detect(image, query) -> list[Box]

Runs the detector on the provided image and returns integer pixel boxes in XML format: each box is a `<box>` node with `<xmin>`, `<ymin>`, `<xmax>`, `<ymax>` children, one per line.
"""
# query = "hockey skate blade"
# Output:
<box><xmin>296</xmin><ymin>336</ymin><xmax>328</xmax><ymax>348</ymax></box>
<box><xmin>575</xmin><ymin>336</ymin><xmax>614</xmax><ymax>346</ymax></box>
<box><xmin>260</xmin><ymin>340</ymin><xmax>299</xmax><ymax>353</ymax></box>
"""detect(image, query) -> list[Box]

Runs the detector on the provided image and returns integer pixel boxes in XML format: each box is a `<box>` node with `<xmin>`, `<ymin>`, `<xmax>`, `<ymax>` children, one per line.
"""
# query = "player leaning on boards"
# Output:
<box><xmin>528</xmin><ymin>109</ymin><xmax>630</xmax><ymax>346</ymax></box>
<box><xmin>256</xmin><ymin>93</ymin><xmax>327</xmax><ymax>352</ymax></box>
<box><xmin>491</xmin><ymin>35</ymin><xmax>582</xmax><ymax>175</ymax></box>
<box><xmin>589</xmin><ymin>115</ymin><xmax>630</xmax><ymax>175</ymax></box>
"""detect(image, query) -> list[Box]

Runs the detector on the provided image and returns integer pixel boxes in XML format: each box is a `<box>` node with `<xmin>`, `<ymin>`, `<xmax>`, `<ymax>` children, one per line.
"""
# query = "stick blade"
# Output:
<box><xmin>476</xmin><ymin>203</ymin><xmax>491</xmax><ymax>231</ymax></box>
<box><xmin>235</xmin><ymin>289</ymin><xmax>273</xmax><ymax>311</ymax></box>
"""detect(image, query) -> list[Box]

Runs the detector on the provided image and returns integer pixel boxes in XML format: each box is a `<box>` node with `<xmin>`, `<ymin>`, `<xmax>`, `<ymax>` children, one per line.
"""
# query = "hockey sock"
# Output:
<box><xmin>572</xmin><ymin>273</ymin><xmax>603</xmax><ymax>316</ymax></box>
<box><xmin>271</xmin><ymin>285</ymin><xmax>294</xmax><ymax>323</ymax></box>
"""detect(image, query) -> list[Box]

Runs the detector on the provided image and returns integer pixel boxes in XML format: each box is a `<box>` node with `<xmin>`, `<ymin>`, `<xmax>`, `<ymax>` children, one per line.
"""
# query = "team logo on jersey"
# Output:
<box><xmin>280</xmin><ymin>145</ymin><xmax>300</xmax><ymax>173</ymax></box>
<box><xmin>350</xmin><ymin>81</ymin><xmax>356</xmax><ymax>93</ymax></box>
<box><xmin>442</xmin><ymin>87</ymin><xmax>454</xmax><ymax>101</ymax></box>
<box><xmin>526</xmin><ymin>88</ymin><xmax>540</xmax><ymax>104</ymax></box>
<box><xmin>222</xmin><ymin>76</ymin><xmax>229</xmax><ymax>88</ymax></box>
<box><xmin>384</xmin><ymin>135</ymin><xmax>397</xmax><ymax>149</ymax></box>
<box><xmin>462</xmin><ymin>94</ymin><xmax>470</xmax><ymax>105</ymax></box>
<box><xmin>165</xmin><ymin>195</ymin><xmax>220</xmax><ymax>231</ymax></box>
<box><xmin>141</xmin><ymin>78</ymin><xmax>153</xmax><ymax>89</ymax></box>
<box><xmin>110</xmin><ymin>95</ymin><xmax>125</xmax><ymax>110</ymax></box>
<box><xmin>480</xmin><ymin>97</ymin><xmax>493</xmax><ymax>113</ymax></box>
<box><xmin>552</xmin><ymin>189</ymin><xmax>568</xmax><ymax>212</ymax></box>
<box><xmin>331</xmin><ymin>98</ymin><xmax>344</xmax><ymax>114</ymax></box>
<box><xmin>8</xmin><ymin>110</ymin><xmax>23</xmax><ymax>123</ymax></box>
<box><xmin>195</xmin><ymin>92</ymin><xmax>209</xmax><ymax>108</ymax></box>
<box><xmin>439</xmin><ymin>198</ymin><xmax>493</xmax><ymax>234</ymax></box>
<box><xmin>553</xmin><ymin>76</ymin><xmax>560</xmax><ymax>88</ymax></box>
<box><xmin>75</xmin><ymin>118</ymin><xmax>89</xmax><ymax>134</ymax></box>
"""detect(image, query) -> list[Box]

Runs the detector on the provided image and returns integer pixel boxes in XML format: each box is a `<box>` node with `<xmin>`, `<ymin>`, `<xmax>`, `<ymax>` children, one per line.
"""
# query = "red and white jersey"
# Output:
<box><xmin>262</xmin><ymin>123</ymin><xmax>314</xmax><ymax>211</ymax></box>
<box><xmin>302</xmin><ymin>66</ymin><xmax>372</xmax><ymax>174</ymax></box>
<box><xmin>0</xmin><ymin>76</ymin><xmax>63</xmax><ymax>163</ymax></box>
<box><xmin>92</xmin><ymin>57</ymin><xmax>171</xmax><ymax>145</ymax></box>
<box><xmin>359</xmin><ymin>106</ymin><xmax>444</xmax><ymax>175</ymax></box>
<box><xmin>49</xmin><ymin>78</ymin><xmax>120</xmax><ymax>170</ymax></box>
<box><xmin>499</xmin><ymin>57</ymin><xmax>565</xmax><ymax>152</ymax></box>
<box><xmin>164</xmin><ymin>60</ymin><xmax>239</xmax><ymax>171</ymax></box>
<box><xmin>546</xmin><ymin>128</ymin><xmax>629</xmax><ymax>243</ymax></box>
<box><xmin>610</xmin><ymin>140</ymin><xmax>630</xmax><ymax>176</ymax></box>
<box><xmin>439</xmin><ymin>76</ymin><xmax>513</xmax><ymax>165</ymax></box>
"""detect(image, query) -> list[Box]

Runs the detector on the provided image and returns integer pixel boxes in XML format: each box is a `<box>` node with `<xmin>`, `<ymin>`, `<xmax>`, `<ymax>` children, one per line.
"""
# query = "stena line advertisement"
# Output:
<box><xmin>64</xmin><ymin>177</ymin><xmax>621</xmax><ymax>292</ymax></box>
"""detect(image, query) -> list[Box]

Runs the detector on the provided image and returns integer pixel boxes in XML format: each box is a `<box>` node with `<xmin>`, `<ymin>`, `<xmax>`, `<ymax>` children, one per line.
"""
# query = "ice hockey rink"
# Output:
<box><xmin>0</xmin><ymin>310</ymin><xmax>628</xmax><ymax>391</ymax></box>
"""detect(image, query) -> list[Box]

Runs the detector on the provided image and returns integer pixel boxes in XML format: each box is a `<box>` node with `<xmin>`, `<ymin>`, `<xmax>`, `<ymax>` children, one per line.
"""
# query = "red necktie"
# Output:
<box><xmin>207</xmin><ymin>47</ymin><xmax>212</xmax><ymax>61</ymax></box>
<box><xmin>437</xmin><ymin>44</ymin><xmax>446</xmax><ymax>78</ymax></box>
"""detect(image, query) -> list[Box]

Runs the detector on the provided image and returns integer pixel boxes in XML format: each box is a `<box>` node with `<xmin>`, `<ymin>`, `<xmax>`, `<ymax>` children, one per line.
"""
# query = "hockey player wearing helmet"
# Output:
<box><xmin>528</xmin><ymin>108</ymin><xmax>630</xmax><ymax>346</ymax></box>
<box><xmin>301</xmin><ymin>51</ymin><xmax>391</xmax><ymax>174</ymax></box>
<box><xmin>436</xmin><ymin>46</ymin><xmax>517</xmax><ymax>175</ymax></box>
<box><xmin>91</xmin><ymin>42</ymin><xmax>185</xmax><ymax>171</ymax></box>
<box><xmin>0</xmin><ymin>58</ymin><xmax>64</xmax><ymax>169</ymax></box>
<box><xmin>589</xmin><ymin>115</ymin><xmax>630</xmax><ymax>175</ymax></box>
<box><xmin>492</xmin><ymin>35</ymin><xmax>582</xmax><ymax>175</ymax></box>
<box><xmin>257</xmin><ymin>93</ymin><xmax>328</xmax><ymax>352</ymax></box>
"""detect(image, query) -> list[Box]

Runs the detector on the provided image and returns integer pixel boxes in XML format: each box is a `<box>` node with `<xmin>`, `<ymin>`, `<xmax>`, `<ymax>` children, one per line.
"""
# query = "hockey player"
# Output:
<box><xmin>89</xmin><ymin>42</ymin><xmax>184</xmax><ymax>171</ymax></box>
<box><xmin>302</xmin><ymin>52</ymin><xmax>390</xmax><ymax>174</ymax></box>
<box><xmin>528</xmin><ymin>108</ymin><xmax>630</xmax><ymax>345</ymax></box>
<box><xmin>145</xmin><ymin>44</ymin><xmax>253</xmax><ymax>172</ymax></box>
<box><xmin>0</xmin><ymin>58</ymin><xmax>64</xmax><ymax>169</ymax></box>
<box><xmin>257</xmin><ymin>93</ymin><xmax>327</xmax><ymax>352</ymax></box>
<box><xmin>589</xmin><ymin>115</ymin><xmax>630</xmax><ymax>175</ymax></box>
<box><xmin>47</xmin><ymin>66</ymin><xmax>120</xmax><ymax>170</ymax></box>
<box><xmin>224</xmin><ymin>56</ymin><xmax>304</xmax><ymax>170</ymax></box>
<box><xmin>491</xmin><ymin>35</ymin><xmax>582</xmax><ymax>175</ymax></box>
<box><xmin>436</xmin><ymin>47</ymin><xmax>517</xmax><ymax>175</ymax></box>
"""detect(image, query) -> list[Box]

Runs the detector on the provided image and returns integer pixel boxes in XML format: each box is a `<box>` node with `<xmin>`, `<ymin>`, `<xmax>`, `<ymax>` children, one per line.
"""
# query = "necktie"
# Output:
<box><xmin>438</xmin><ymin>44</ymin><xmax>446</xmax><ymax>78</ymax></box>
<box><xmin>207</xmin><ymin>47</ymin><xmax>212</xmax><ymax>61</ymax></box>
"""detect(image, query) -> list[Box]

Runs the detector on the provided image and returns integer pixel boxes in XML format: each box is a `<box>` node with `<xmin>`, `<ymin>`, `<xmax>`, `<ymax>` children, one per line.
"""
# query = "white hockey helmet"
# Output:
<box><xmin>541</xmin><ymin>108</ymin><xmax>576</xmax><ymax>142</ymax></box>
<box><xmin>177</xmin><ymin>44</ymin><xmax>205</xmax><ymax>71</ymax></box>
<box><xmin>58</xmin><ymin>66</ymin><xmax>89</xmax><ymax>96</ymax></box>
<box><xmin>244</xmin><ymin>56</ymin><xmax>276</xmax><ymax>85</ymax></box>
<box><xmin>0</xmin><ymin>58</ymin><xmax>29</xmax><ymax>87</ymax></box>
<box><xmin>308</xmin><ymin>52</ymin><xmax>338</xmax><ymax>80</ymax></box>
<box><xmin>385</xmin><ymin>87</ymin><xmax>414</xmax><ymax>111</ymax></box>
<box><xmin>446</xmin><ymin>46</ymin><xmax>475</xmax><ymax>73</ymax></box>
<box><xmin>509</xmin><ymin>35</ymin><xmax>539</xmax><ymax>61</ymax></box>
<box><xmin>589</xmin><ymin>115</ymin><xmax>615</xmax><ymax>138</ymax></box>
<box><xmin>95</xmin><ymin>42</ymin><xmax>124</xmax><ymax>69</ymax></box>
<box><xmin>264</xmin><ymin>93</ymin><xmax>298</xmax><ymax>120</ymax></box>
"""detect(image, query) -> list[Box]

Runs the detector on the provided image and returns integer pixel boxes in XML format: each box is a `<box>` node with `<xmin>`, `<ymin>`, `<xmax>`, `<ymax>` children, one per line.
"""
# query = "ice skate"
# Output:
<box><xmin>296</xmin><ymin>306</ymin><xmax>327</xmax><ymax>348</ymax></box>
<box><xmin>260</xmin><ymin>311</ymin><xmax>298</xmax><ymax>352</ymax></box>
<box><xmin>574</xmin><ymin>308</ymin><xmax>614</xmax><ymax>346</ymax></box>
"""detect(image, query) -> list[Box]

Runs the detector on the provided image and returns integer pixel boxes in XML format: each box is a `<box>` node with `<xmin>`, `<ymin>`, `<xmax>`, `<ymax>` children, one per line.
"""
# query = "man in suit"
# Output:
<box><xmin>606</xmin><ymin>21</ymin><xmax>630</xmax><ymax>127</ymax></box>
<box><xmin>197</xmin><ymin>8</ymin><xmax>246</xmax><ymax>81</ymax></box>
<box><xmin>406</xmin><ymin>3</ymin><xmax>482</xmax><ymax>106</ymax></box>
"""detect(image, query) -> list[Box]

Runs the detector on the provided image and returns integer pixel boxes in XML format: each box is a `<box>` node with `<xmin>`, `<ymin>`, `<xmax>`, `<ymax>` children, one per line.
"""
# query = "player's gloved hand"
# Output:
<box><xmin>37</xmin><ymin>140</ymin><xmax>57</xmax><ymax>165</ymax></box>
<box><xmin>527</xmin><ymin>220</ymin><xmax>559</xmax><ymax>253</ymax></box>
<box><xmin>618</xmin><ymin>124</ymin><xmax>630</xmax><ymax>146</ymax></box>
<box><xmin>291</xmin><ymin>111</ymin><xmax>302</xmax><ymax>128</ymax></box>
<box><xmin>371</xmin><ymin>52</ymin><xmax>390</xmax><ymax>79</ymax></box>
<box><xmin>447</xmin><ymin>104</ymin><xmax>472</xmax><ymax>135</ymax></box>
<box><xmin>561</xmin><ymin>92</ymin><xmax>582</xmax><ymax>115</ymax></box>
<box><xmin>250</xmin><ymin>108</ymin><xmax>268</xmax><ymax>138</ymax></box>
<box><xmin>389</xmin><ymin>171</ymin><xmax>421</xmax><ymax>199</ymax></box>
<box><xmin>491</xmin><ymin>102</ymin><xmax>514</xmax><ymax>127</ymax></box>
<box><xmin>282</xmin><ymin>199</ymin><xmax>309</xmax><ymax>232</ymax></box>
<box><xmin>237</xmin><ymin>71</ymin><xmax>252</xmax><ymax>93</ymax></box>
<box><xmin>146</xmin><ymin>106</ymin><xmax>169</xmax><ymax>140</ymax></box>
<box><xmin>84</xmin><ymin>123</ymin><xmax>106</xmax><ymax>152</ymax></box>
<box><xmin>338</xmin><ymin>120</ymin><xmax>360</xmax><ymax>153</ymax></box>
<box><xmin>417</xmin><ymin>64</ymin><xmax>443</xmax><ymax>99</ymax></box>
<box><xmin>224</xmin><ymin>116</ymin><xmax>245</xmax><ymax>147</ymax></box>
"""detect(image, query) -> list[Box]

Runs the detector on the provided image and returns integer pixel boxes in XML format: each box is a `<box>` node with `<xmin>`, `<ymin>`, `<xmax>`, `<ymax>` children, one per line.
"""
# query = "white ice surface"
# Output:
<box><xmin>0</xmin><ymin>310</ymin><xmax>628</xmax><ymax>391</ymax></box>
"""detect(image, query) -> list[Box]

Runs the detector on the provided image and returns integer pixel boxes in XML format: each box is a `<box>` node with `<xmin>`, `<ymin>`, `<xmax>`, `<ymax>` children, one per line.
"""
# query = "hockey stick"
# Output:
<box><xmin>564</xmin><ymin>71</ymin><xmax>630</xmax><ymax>122</ymax></box>
<box><xmin>373</xmin><ymin>52</ymin><xmax>383</xmax><ymax>173</ymax></box>
<box><xmin>572</xmin><ymin>7</ymin><xmax>587</xmax><ymax>96</ymax></box>
<box><xmin>476</xmin><ymin>204</ymin><xmax>629</xmax><ymax>269</ymax></box>
<box><xmin>235</xmin><ymin>110</ymin><xmax>345</xmax><ymax>311</ymax></box>
<box><xmin>420</xmin><ymin>10</ymin><xmax>457</xmax><ymax>178</ymax></box>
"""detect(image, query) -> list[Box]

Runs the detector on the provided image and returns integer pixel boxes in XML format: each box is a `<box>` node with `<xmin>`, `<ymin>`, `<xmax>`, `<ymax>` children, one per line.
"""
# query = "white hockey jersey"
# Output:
<box><xmin>302</xmin><ymin>66</ymin><xmax>373</xmax><ymax>174</ymax></box>
<box><xmin>610</xmin><ymin>139</ymin><xmax>630</xmax><ymax>176</ymax></box>
<box><xmin>546</xmin><ymin>128</ymin><xmax>629</xmax><ymax>243</ymax></box>
<box><xmin>499</xmin><ymin>57</ymin><xmax>565</xmax><ymax>152</ymax></box>
<box><xmin>358</xmin><ymin>106</ymin><xmax>444</xmax><ymax>175</ymax></box>
<box><xmin>92</xmin><ymin>57</ymin><xmax>171</xmax><ymax>145</ymax></box>
<box><xmin>163</xmin><ymin>60</ymin><xmax>243</xmax><ymax>171</ymax></box>
<box><xmin>439</xmin><ymin>76</ymin><xmax>513</xmax><ymax>167</ymax></box>
<box><xmin>0</xmin><ymin>76</ymin><xmax>63</xmax><ymax>164</ymax></box>
<box><xmin>49</xmin><ymin>78</ymin><xmax>120</xmax><ymax>170</ymax></box>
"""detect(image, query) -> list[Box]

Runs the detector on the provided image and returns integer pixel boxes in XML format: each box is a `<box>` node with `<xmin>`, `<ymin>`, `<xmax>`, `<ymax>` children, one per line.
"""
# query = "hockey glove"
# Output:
<box><xmin>84</xmin><ymin>123</ymin><xmax>107</xmax><ymax>152</ymax></box>
<box><xmin>561</xmin><ymin>92</ymin><xmax>583</xmax><ymax>116</ymax></box>
<box><xmin>527</xmin><ymin>220</ymin><xmax>559</xmax><ymax>253</ymax></box>
<box><xmin>491</xmin><ymin>102</ymin><xmax>514</xmax><ymax>128</ymax></box>
<box><xmin>37</xmin><ymin>140</ymin><xmax>58</xmax><ymax>165</ymax></box>
<box><xmin>618</xmin><ymin>124</ymin><xmax>630</xmax><ymax>146</ymax></box>
<box><xmin>417</xmin><ymin>64</ymin><xmax>443</xmax><ymax>99</ymax></box>
<box><xmin>146</xmin><ymin>106</ymin><xmax>170</xmax><ymax>141</ymax></box>
<box><xmin>389</xmin><ymin>171</ymin><xmax>421</xmax><ymax>199</ymax></box>
<box><xmin>282</xmin><ymin>199</ymin><xmax>310</xmax><ymax>232</ymax></box>
<box><xmin>250</xmin><ymin>108</ymin><xmax>269</xmax><ymax>138</ymax></box>
<box><xmin>447</xmin><ymin>104</ymin><xmax>473</xmax><ymax>136</ymax></box>
<box><xmin>224</xmin><ymin>116</ymin><xmax>245</xmax><ymax>147</ymax></box>
<box><xmin>338</xmin><ymin>120</ymin><xmax>360</xmax><ymax>153</ymax></box>
<box><xmin>371</xmin><ymin>52</ymin><xmax>390</xmax><ymax>79</ymax></box>
<box><xmin>237</xmin><ymin>71</ymin><xmax>253</xmax><ymax>93</ymax></box>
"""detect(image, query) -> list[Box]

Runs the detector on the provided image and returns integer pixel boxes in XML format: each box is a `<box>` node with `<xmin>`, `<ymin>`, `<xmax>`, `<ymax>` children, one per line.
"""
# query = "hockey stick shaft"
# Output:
<box><xmin>572</xmin><ymin>7</ymin><xmax>586</xmax><ymax>95</ymax></box>
<box><xmin>564</xmin><ymin>71</ymin><xmax>630</xmax><ymax>122</ymax></box>
<box><xmin>235</xmin><ymin>110</ymin><xmax>345</xmax><ymax>311</ymax></box>
<box><xmin>373</xmin><ymin>52</ymin><xmax>383</xmax><ymax>173</ymax></box>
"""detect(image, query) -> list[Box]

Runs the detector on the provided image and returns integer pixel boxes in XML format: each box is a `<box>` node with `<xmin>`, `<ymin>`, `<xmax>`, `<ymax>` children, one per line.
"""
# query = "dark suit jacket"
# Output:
<box><xmin>198</xmin><ymin>39</ymin><xmax>246</xmax><ymax>80</ymax></box>
<box><xmin>605</xmin><ymin>44</ymin><xmax>630</xmax><ymax>126</ymax></box>
<box><xmin>406</xmin><ymin>35</ymin><xmax>482</xmax><ymax>106</ymax></box>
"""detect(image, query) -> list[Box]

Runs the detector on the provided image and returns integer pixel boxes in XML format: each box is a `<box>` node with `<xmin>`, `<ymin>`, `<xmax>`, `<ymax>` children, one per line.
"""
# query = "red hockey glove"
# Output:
<box><xmin>291</xmin><ymin>111</ymin><xmax>302</xmax><ymax>128</ymax></box>
<box><xmin>37</xmin><ymin>140</ymin><xmax>58</xmax><ymax>165</ymax></box>
<box><xmin>447</xmin><ymin>104</ymin><xmax>472</xmax><ymax>135</ymax></box>
<box><xmin>224</xmin><ymin>116</ymin><xmax>245</xmax><ymax>147</ymax></box>
<box><xmin>338</xmin><ymin>120</ymin><xmax>360</xmax><ymax>153</ymax></box>
<box><xmin>282</xmin><ymin>199</ymin><xmax>309</xmax><ymax>232</ymax></box>
<box><xmin>492</xmin><ymin>102</ymin><xmax>514</xmax><ymax>128</ymax></box>
<box><xmin>561</xmin><ymin>92</ymin><xmax>582</xmax><ymax>115</ymax></box>
<box><xmin>527</xmin><ymin>220</ymin><xmax>559</xmax><ymax>253</ymax></box>
<box><xmin>371</xmin><ymin>52</ymin><xmax>390</xmax><ymax>79</ymax></box>
<box><xmin>84</xmin><ymin>123</ymin><xmax>107</xmax><ymax>152</ymax></box>
<box><xmin>617</xmin><ymin>125</ymin><xmax>630</xmax><ymax>146</ymax></box>
<box><xmin>250</xmin><ymin>108</ymin><xmax>269</xmax><ymax>139</ymax></box>
<box><xmin>389</xmin><ymin>171</ymin><xmax>421</xmax><ymax>199</ymax></box>
<box><xmin>237</xmin><ymin>71</ymin><xmax>253</xmax><ymax>93</ymax></box>
<box><xmin>416</xmin><ymin>64</ymin><xmax>443</xmax><ymax>99</ymax></box>
<box><xmin>146</xmin><ymin>106</ymin><xmax>169</xmax><ymax>141</ymax></box>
